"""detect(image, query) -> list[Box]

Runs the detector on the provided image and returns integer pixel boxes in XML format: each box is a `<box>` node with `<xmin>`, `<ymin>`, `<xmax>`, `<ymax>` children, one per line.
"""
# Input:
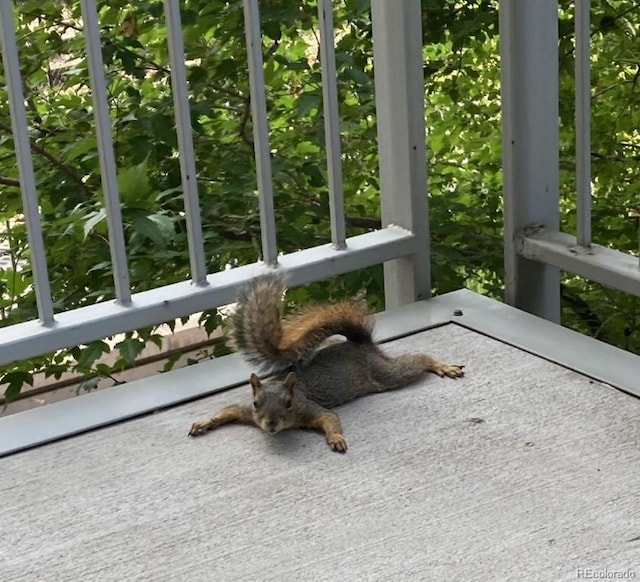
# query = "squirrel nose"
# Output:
<box><xmin>266</xmin><ymin>420</ymin><xmax>279</xmax><ymax>434</ymax></box>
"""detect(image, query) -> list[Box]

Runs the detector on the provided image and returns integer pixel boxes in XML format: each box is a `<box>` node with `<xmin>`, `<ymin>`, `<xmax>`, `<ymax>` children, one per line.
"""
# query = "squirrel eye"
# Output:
<box><xmin>252</xmin><ymin>400</ymin><xmax>259</xmax><ymax>409</ymax></box>
<box><xmin>285</xmin><ymin>399</ymin><xmax>293</xmax><ymax>410</ymax></box>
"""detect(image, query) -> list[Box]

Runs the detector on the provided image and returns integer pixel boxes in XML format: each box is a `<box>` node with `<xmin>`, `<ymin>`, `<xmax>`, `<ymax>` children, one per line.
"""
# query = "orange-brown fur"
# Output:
<box><xmin>280</xmin><ymin>301</ymin><xmax>369</xmax><ymax>348</ymax></box>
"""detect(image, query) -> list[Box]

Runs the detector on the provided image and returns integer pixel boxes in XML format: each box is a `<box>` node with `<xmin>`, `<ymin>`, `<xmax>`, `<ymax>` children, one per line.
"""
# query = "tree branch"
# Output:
<box><xmin>0</xmin><ymin>176</ymin><xmax>20</xmax><ymax>187</ymax></box>
<box><xmin>237</xmin><ymin>96</ymin><xmax>253</xmax><ymax>147</ymax></box>
<box><xmin>0</xmin><ymin>122</ymin><xmax>93</xmax><ymax>195</ymax></box>
<box><xmin>346</xmin><ymin>215</ymin><xmax>381</xmax><ymax>230</ymax></box>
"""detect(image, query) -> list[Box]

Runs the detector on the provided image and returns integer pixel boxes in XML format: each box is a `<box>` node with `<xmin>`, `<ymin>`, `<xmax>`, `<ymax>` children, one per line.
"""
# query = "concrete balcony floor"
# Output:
<box><xmin>1</xmin><ymin>292</ymin><xmax>639</xmax><ymax>581</ymax></box>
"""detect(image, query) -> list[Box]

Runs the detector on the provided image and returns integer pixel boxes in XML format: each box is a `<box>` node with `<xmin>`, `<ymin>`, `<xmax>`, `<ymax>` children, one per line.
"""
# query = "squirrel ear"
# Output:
<box><xmin>283</xmin><ymin>371</ymin><xmax>297</xmax><ymax>394</ymax></box>
<box><xmin>249</xmin><ymin>373</ymin><xmax>262</xmax><ymax>396</ymax></box>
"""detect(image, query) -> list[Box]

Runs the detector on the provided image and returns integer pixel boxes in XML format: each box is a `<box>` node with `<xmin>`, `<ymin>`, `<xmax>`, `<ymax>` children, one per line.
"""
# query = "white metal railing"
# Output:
<box><xmin>319</xmin><ymin>0</ymin><xmax>347</xmax><ymax>250</ymax></box>
<box><xmin>0</xmin><ymin>0</ymin><xmax>430</xmax><ymax>367</ymax></box>
<box><xmin>164</xmin><ymin>0</ymin><xmax>208</xmax><ymax>284</ymax></box>
<box><xmin>0</xmin><ymin>0</ymin><xmax>55</xmax><ymax>325</ymax></box>
<box><xmin>574</xmin><ymin>0</ymin><xmax>591</xmax><ymax>249</ymax></box>
<box><xmin>501</xmin><ymin>0</ymin><xmax>640</xmax><ymax>321</ymax></box>
<box><xmin>81</xmin><ymin>0</ymin><xmax>134</xmax><ymax>303</ymax></box>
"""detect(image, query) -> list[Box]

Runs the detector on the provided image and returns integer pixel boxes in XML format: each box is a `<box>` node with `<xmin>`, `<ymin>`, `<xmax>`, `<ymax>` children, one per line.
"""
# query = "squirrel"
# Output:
<box><xmin>188</xmin><ymin>272</ymin><xmax>464</xmax><ymax>452</ymax></box>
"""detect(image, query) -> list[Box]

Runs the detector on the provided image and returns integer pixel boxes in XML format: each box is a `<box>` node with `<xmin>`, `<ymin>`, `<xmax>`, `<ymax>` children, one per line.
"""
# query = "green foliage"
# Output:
<box><xmin>1</xmin><ymin>0</ymin><xmax>639</xmax><ymax>402</ymax></box>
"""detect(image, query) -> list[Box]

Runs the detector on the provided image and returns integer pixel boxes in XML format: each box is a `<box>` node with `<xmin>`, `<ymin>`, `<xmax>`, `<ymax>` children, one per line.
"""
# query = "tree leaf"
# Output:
<box><xmin>83</xmin><ymin>208</ymin><xmax>107</xmax><ymax>239</ymax></box>
<box><xmin>117</xmin><ymin>156</ymin><xmax>150</xmax><ymax>205</ymax></box>
<box><xmin>115</xmin><ymin>338</ymin><xmax>145</xmax><ymax>365</ymax></box>
<box><xmin>131</xmin><ymin>212</ymin><xmax>174</xmax><ymax>247</ymax></box>
<box><xmin>2</xmin><ymin>370</ymin><xmax>34</xmax><ymax>403</ymax></box>
<box><xmin>65</xmin><ymin>137</ymin><xmax>97</xmax><ymax>161</ymax></box>
<box><xmin>79</xmin><ymin>377</ymin><xmax>100</xmax><ymax>393</ymax></box>
<box><xmin>76</xmin><ymin>341</ymin><xmax>111</xmax><ymax>370</ymax></box>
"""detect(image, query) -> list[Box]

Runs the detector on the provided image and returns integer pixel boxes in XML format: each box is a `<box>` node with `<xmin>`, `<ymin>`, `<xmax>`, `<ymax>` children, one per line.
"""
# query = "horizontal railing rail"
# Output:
<box><xmin>0</xmin><ymin>0</ymin><xmax>430</xmax><ymax>367</ymax></box>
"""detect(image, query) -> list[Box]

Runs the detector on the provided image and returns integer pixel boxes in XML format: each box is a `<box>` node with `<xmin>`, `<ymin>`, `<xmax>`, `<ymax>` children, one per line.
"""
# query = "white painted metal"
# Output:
<box><xmin>164</xmin><ymin>0</ymin><xmax>208</xmax><ymax>286</ymax></box>
<box><xmin>0</xmin><ymin>227</ymin><xmax>416</xmax><ymax>366</ymax></box>
<box><xmin>499</xmin><ymin>0</ymin><xmax>561</xmax><ymax>322</ymax></box>
<box><xmin>0</xmin><ymin>352</ymin><xmax>251</xmax><ymax>458</ymax></box>
<box><xmin>0</xmin><ymin>0</ymin><xmax>55</xmax><ymax>325</ymax></box>
<box><xmin>575</xmin><ymin>0</ymin><xmax>592</xmax><ymax>248</ymax></box>
<box><xmin>318</xmin><ymin>0</ymin><xmax>347</xmax><ymax>250</ymax></box>
<box><xmin>80</xmin><ymin>0</ymin><xmax>132</xmax><ymax>305</ymax></box>
<box><xmin>518</xmin><ymin>230</ymin><xmax>640</xmax><ymax>297</ymax></box>
<box><xmin>371</xmin><ymin>0</ymin><xmax>430</xmax><ymax>307</ymax></box>
<box><xmin>242</xmin><ymin>0</ymin><xmax>278</xmax><ymax>265</ymax></box>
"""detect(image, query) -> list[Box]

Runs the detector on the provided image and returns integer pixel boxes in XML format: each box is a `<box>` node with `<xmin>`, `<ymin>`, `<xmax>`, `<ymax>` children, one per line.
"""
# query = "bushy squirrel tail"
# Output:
<box><xmin>230</xmin><ymin>272</ymin><xmax>373</xmax><ymax>374</ymax></box>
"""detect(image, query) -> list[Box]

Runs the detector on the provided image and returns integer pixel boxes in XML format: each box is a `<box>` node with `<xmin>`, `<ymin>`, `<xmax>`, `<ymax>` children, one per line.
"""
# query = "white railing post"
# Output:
<box><xmin>164</xmin><ymin>0</ymin><xmax>208</xmax><ymax>286</ymax></box>
<box><xmin>0</xmin><ymin>0</ymin><xmax>55</xmax><ymax>325</ymax></box>
<box><xmin>371</xmin><ymin>0</ymin><xmax>430</xmax><ymax>307</ymax></box>
<box><xmin>318</xmin><ymin>0</ymin><xmax>347</xmax><ymax>250</ymax></box>
<box><xmin>243</xmin><ymin>0</ymin><xmax>278</xmax><ymax>266</ymax></box>
<box><xmin>500</xmin><ymin>0</ymin><xmax>561</xmax><ymax>322</ymax></box>
<box><xmin>575</xmin><ymin>0</ymin><xmax>592</xmax><ymax>249</ymax></box>
<box><xmin>81</xmin><ymin>0</ymin><xmax>132</xmax><ymax>306</ymax></box>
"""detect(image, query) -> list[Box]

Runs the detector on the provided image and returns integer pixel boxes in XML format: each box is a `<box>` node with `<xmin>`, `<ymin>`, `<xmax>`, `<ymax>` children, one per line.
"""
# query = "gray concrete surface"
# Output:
<box><xmin>1</xmin><ymin>324</ymin><xmax>639</xmax><ymax>581</ymax></box>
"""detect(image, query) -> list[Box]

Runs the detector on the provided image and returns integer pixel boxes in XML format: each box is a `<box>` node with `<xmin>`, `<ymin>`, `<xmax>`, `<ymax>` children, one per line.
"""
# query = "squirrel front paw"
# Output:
<box><xmin>326</xmin><ymin>432</ymin><xmax>348</xmax><ymax>453</ymax></box>
<box><xmin>435</xmin><ymin>363</ymin><xmax>465</xmax><ymax>378</ymax></box>
<box><xmin>188</xmin><ymin>419</ymin><xmax>213</xmax><ymax>437</ymax></box>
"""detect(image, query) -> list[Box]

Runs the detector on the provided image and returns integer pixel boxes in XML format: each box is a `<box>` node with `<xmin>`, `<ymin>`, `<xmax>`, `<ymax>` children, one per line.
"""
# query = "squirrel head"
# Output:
<box><xmin>250</xmin><ymin>372</ymin><xmax>298</xmax><ymax>434</ymax></box>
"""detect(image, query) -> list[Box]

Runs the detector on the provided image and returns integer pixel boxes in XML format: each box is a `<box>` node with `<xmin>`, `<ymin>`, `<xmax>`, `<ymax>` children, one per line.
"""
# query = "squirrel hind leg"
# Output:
<box><xmin>414</xmin><ymin>354</ymin><xmax>465</xmax><ymax>379</ymax></box>
<box><xmin>372</xmin><ymin>353</ymin><xmax>464</xmax><ymax>389</ymax></box>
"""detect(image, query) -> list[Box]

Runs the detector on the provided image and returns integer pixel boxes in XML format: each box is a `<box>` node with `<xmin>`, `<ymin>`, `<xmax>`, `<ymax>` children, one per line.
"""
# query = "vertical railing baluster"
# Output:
<box><xmin>164</xmin><ymin>0</ymin><xmax>208</xmax><ymax>286</ymax></box>
<box><xmin>575</xmin><ymin>0</ymin><xmax>592</xmax><ymax>248</ymax></box>
<box><xmin>318</xmin><ymin>0</ymin><xmax>346</xmax><ymax>250</ymax></box>
<box><xmin>80</xmin><ymin>0</ymin><xmax>132</xmax><ymax>305</ymax></box>
<box><xmin>0</xmin><ymin>0</ymin><xmax>55</xmax><ymax>325</ymax></box>
<box><xmin>371</xmin><ymin>0</ymin><xmax>430</xmax><ymax>306</ymax></box>
<box><xmin>242</xmin><ymin>0</ymin><xmax>278</xmax><ymax>265</ymax></box>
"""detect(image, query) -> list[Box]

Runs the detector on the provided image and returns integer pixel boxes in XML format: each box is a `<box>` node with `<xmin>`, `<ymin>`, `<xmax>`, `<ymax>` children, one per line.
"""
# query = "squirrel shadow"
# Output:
<box><xmin>260</xmin><ymin>428</ymin><xmax>321</xmax><ymax>458</ymax></box>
